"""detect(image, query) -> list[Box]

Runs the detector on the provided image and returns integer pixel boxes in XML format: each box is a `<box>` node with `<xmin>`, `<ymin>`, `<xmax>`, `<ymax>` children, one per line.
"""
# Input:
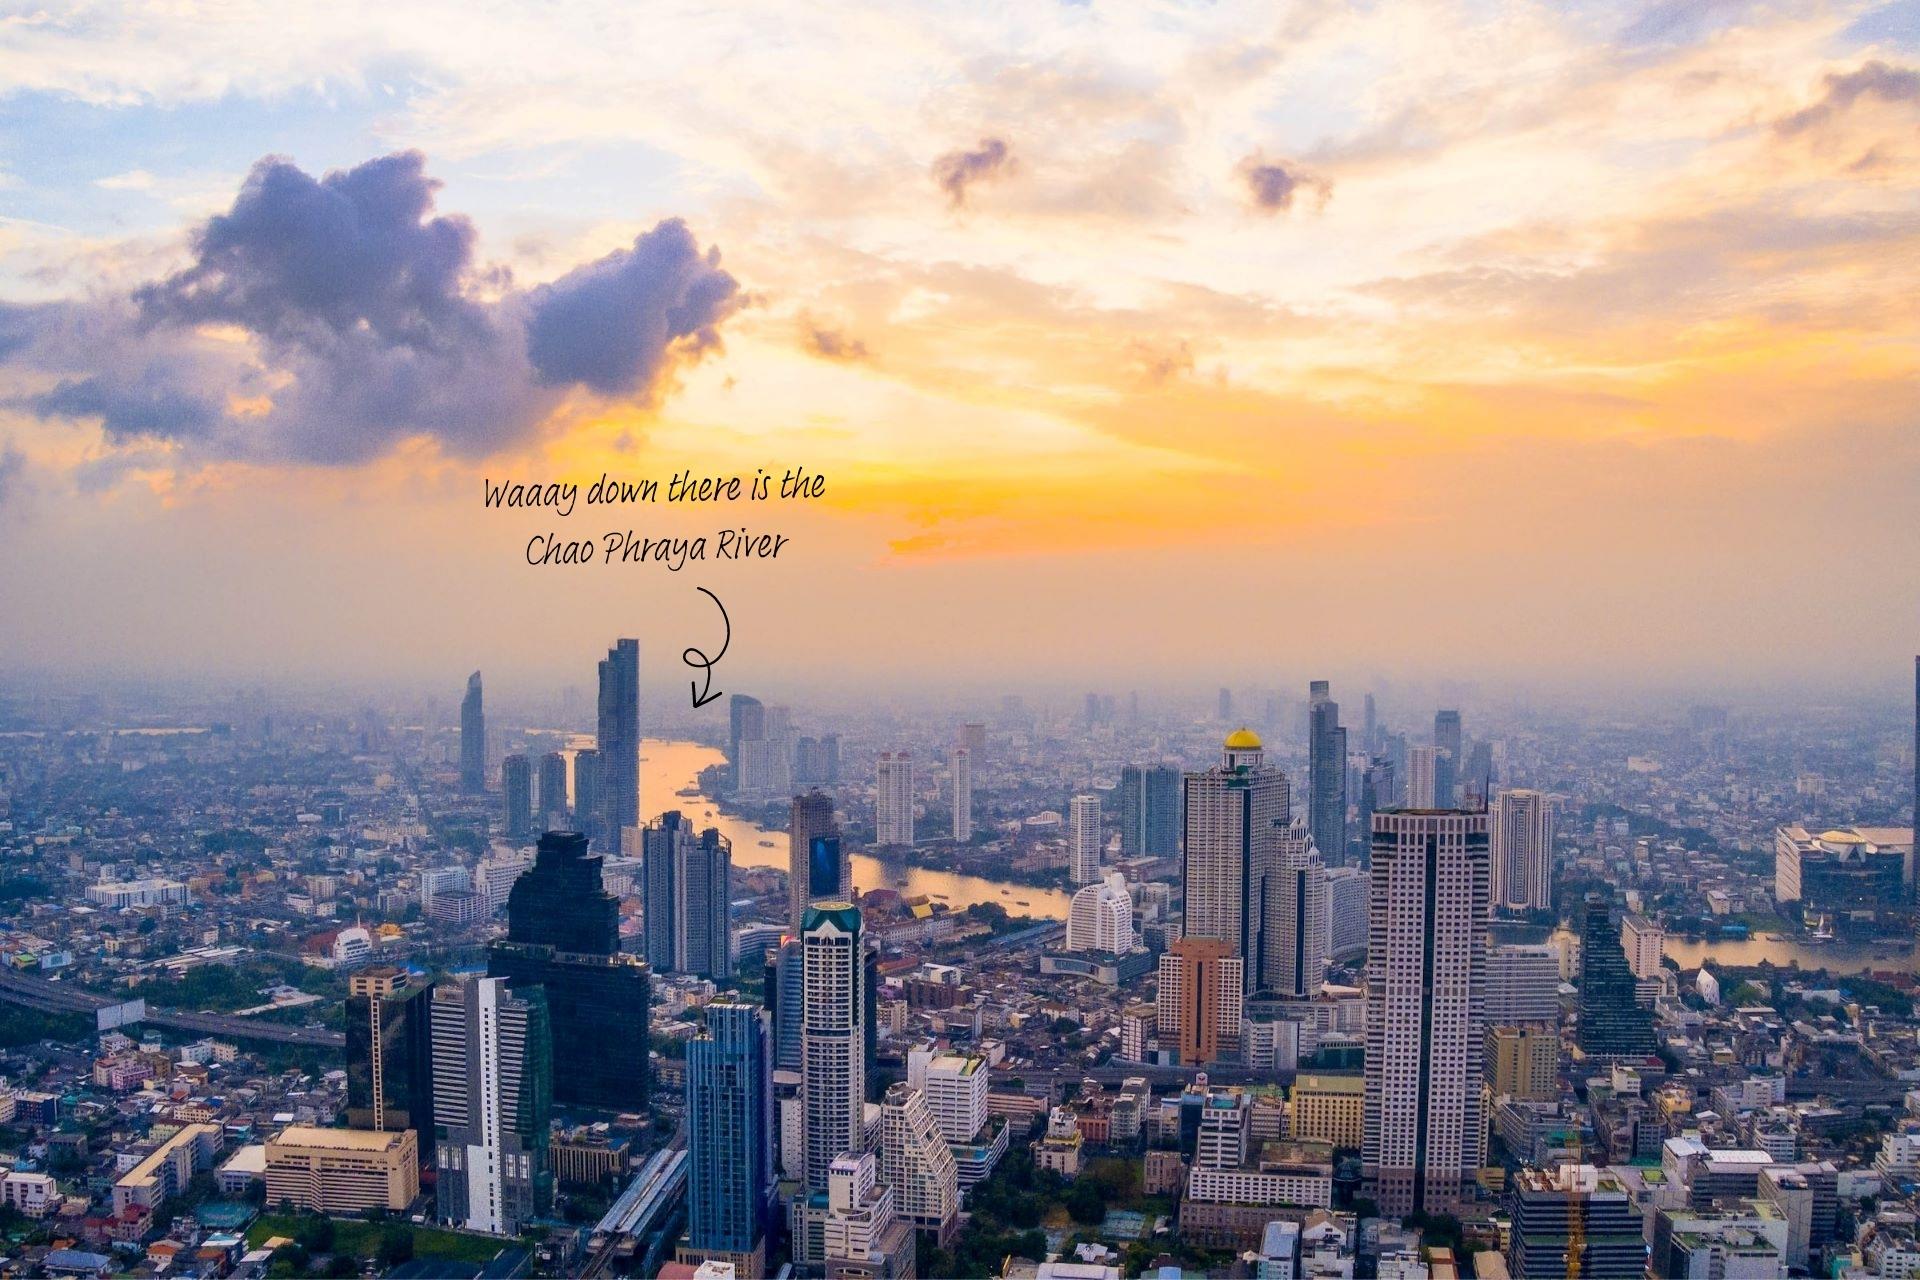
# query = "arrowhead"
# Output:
<box><xmin>690</xmin><ymin>681</ymin><xmax>724</xmax><ymax>710</ymax></box>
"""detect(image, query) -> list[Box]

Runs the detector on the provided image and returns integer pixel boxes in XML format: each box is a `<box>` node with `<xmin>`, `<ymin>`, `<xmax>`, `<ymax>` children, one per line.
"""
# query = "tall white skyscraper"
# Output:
<box><xmin>1491</xmin><ymin>788</ymin><xmax>1555</xmax><ymax>911</ymax></box>
<box><xmin>875</xmin><ymin>752</ymin><xmax>914</xmax><ymax>847</ymax></box>
<box><xmin>1181</xmin><ymin>729</ymin><xmax>1290</xmax><ymax>991</ymax></box>
<box><xmin>1261</xmin><ymin>829</ymin><xmax>1328</xmax><ymax>999</ymax></box>
<box><xmin>951</xmin><ymin>747</ymin><xmax>972</xmax><ymax>843</ymax></box>
<box><xmin>1364</xmin><ymin>810</ymin><xmax>1490</xmax><ymax>1217</ymax></box>
<box><xmin>430</xmin><ymin>976</ymin><xmax>550</xmax><ymax>1236</ymax></box>
<box><xmin>1066</xmin><ymin>872</ymin><xmax>1133</xmax><ymax>954</ymax></box>
<box><xmin>1069</xmin><ymin>793</ymin><xmax>1102</xmax><ymax>884</ymax></box>
<box><xmin>1405</xmin><ymin>746</ymin><xmax>1440</xmax><ymax>808</ymax></box>
<box><xmin>877</xmin><ymin>1083</ymin><xmax>960</xmax><ymax>1244</ymax></box>
<box><xmin>802</xmin><ymin>903</ymin><xmax>866</xmax><ymax>1195</ymax></box>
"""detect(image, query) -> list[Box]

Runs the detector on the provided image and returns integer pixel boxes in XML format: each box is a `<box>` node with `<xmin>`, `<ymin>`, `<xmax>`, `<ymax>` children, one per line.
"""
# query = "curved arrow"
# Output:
<box><xmin>684</xmin><ymin>586</ymin><xmax>730</xmax><ymax>709</ymax></box>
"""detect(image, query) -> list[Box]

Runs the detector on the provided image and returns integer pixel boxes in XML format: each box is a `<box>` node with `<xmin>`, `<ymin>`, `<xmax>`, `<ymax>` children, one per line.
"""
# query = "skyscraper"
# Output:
<box><xmin>460</xmin><ymin>671</ymin><xmax>485</xmax><ymax>794</ymax></box>
<box><xmin>685</xmin><ymin>1002</ymin><xmax>772</xmax><ymax>1276</ymax></box>
<box><xmin>1066</xmin><ymin>873</ymin><xmax>1133</xmax><ymax>954</ymax></box>
<box><xmin>572</xmin><ymin>748</ymin><xmax>601</xmax><ymax>843</ymax></box>
<box><xmin>643</xmin><ymin>811</ymin><xmax>733</xmax><ymax>978</ymax></box>
<box><xmin>728</xmin><ymin>693</ymin><xmax>765</xmax><ymax>792</ymax></box>
<box><xmin>431</xmin><ymin>976</ymin><xmax>552</xmax><ymax>1235</ymax></box>
<box><xmin>487</xmin><ymin>830</ymin><xmax>650</xmax><ymax>1113</ymax></box>
<box><xmin>951</xmin><ymin>747</ymin><xmax>972</xmax><ymax>843</ymax></box>
<box><xmin>1308</xmin><ymin>684</ymin><xmax>1348</xmax><ymax>867</ymax></box>
<box><xmin>878</xmin><ymin>1082</ymin><xmax>961</xmax><ymax>1245</ymax></box>
<box><xmin>1405</xmin><ymin>746</ymin><xmax>1440</xmax><ymax>809</ymax></box>
<box><xmin>1155</xmin><ymin>936</ymin><xmax>1243</xmax><ymax>1065</ymax></box>
<box><xmin>538</xmin><ymin>751</ymin><xmax>569</xmax><ymax>828</ymax></box>
<box><xmin>875</xmin><ymin>751</ymin><xmax>914</xmax><ymax>846</ymax></box>
<box><xmin>1433</xmin><ymin>709</ymin><xmax>1462</xmax><ymax>808</ymax></box>
<box><xmin>1364</xmin><ymin>809</ymin><xmax>1490</xmax><ymax>1217</ymax></box>
<box><xmin>1358</xmin><ymin>757</ymin><xmax>1393</xmax><ymax>861</ymax></box>
<box><xmin>345</xmin><ymin>966</ymin><xmax>434</xmax><ymax>1138</ymax></box>
<box><xmin>1118</xmin><ymin>764</ymin><xmax>1181</xmax><ymax>859</ymax></box>
<box><xmin>1181</xmin><ymin>729</ymin><xmax>1289</xmax><ymax>990</ymax></box>
<box><xmin>960</xmin><ymin>721</ymin><xmax>987</xmax><ymax>766</ymax></box>
<box><xmin>1070</xmin><ymin>793</ymin><xmax>1102</xmax><ymax>884</ymax></box>
<box><xmin>789</xmin><ymin>789</ymin><xmax>843</xmax><ymax>933</ymax></box>
<box><xmin>1491</xmin><ymin>788</ymin><xmax>1555</xmax><ymax>911</ymax></box>
<box><xmin>596</xmin><ymin>639</ymin><xmax>640</xmax><ymax>842</ymax></box>
<box><xmin>802</xmin><ymin>902</ymin><xmax>866</xmax><ymax>1195</ymax></box>
<box><xmin>502</xmin><ymin>753</ymin><xmax>533</xmax><ymax>839</ymax></box>
<box><xmin>1260</xmin><ymin>829</ymin><xmax>1328</xmax><ymax>1000</ymax></box>
<box><xmin>1577</xmin><ymin>894</ymin><xmax>1658</xmax><ymax>1060</ymax></box>
<box><xmin>766</xmin><ymin>938</ymin><xmax>804</xmax><ymax>1073</ymax></box>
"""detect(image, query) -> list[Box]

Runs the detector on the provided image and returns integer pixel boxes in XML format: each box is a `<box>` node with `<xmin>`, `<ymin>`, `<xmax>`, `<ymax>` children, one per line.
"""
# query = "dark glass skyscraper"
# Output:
<box><xmin>765</xmin><ymin>939</ymin><xmax>804</xmax><ymax>1073</ymax></box>
<box><xmin>728</xmin><ymin>694</ymin><xmax>765</xmax><ymax>793</ymax></box>
<box><xmin>344</xmin><ymin>966</ymin><xmax>434</xmax><ymax>1138</ymax></box>
<box><xmin>572</xmin><ymin>748</ymin><xmax>602</xmax><ymax>842</ymax></box>
<box><xmin>538</xmin><ymin>751</ymin><xmax>569</xmax><ymax>826</ymax></box>
<box><xmin>503</xmin><ymin>753</ymin><xmax>533</xmax><ymax>839</ymax></box>
<box><xmin>1309</xmin><ymin>682</ymin><xmax>1348</xmax><ymax>866</ymax></box>
<box><xmin>1119</xmin><ymin>764</ymin><xmax>1182</xmax><ymax>859</ymax></box>
<box><xmin>460</xmin><ymin>670</ymin><xmax>485</xmax><ymax>793</ymax></box>
<box><xmin>643</xmin><ymin>810</ymin><xmax>733</xmax><ymax>978</ymax></box>
<box><xmin>597</xmin><ymin>639</ymin><xmax>640</xmax><ymax>844</ymax></box>
<box><xmin>686</xmin><ymin>1002</ymin><xmax>772</xmax><ymax>1272</ymax></box>
<box><xmin>487</xmin><ymin>830</ymin><xmax>650</xmax><ymax>1112</ymax></box>
<box><xmin>1577</xmin><ymin>894</ymin><xmax>1657</xmax><ymax>1060</ymax></box>
<box><xmin>788</xmin><ymin>790</ymin><xmax>841</xmax><ymax>932</ymax></box>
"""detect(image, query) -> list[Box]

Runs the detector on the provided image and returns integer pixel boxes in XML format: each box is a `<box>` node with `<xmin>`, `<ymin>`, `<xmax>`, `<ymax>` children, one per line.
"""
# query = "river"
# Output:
<box><xmin>637</xmin><ymin>738</ymin><xmax>1074</xmax><ymax>918</ymax></box>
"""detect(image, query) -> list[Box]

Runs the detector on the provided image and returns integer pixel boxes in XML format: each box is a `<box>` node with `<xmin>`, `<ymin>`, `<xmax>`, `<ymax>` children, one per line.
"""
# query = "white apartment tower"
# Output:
<box><xmin>1490</xmin><ymin>788</ymin><xmax>1555</xmax><ymax>911</ymax></box>
<box><xmin>1405</xmin><ymin>747</ymin><xmax>1440</xmax><ymax>809</ymax></box>
<box><xmin>802</xmin><ymin>903</ymin><xmax>866</xmax><ymax>1194</ymax></box>
<box><xmin>1066</xmin><ymin>872</ymin><xmax>1134</xmax><ymax>955</ymax></box>
<box><xmin>876</xmin><ymin>752</ymin><xmax>914</xmax><ymax>847</ymax></box>
<box><xmin>1070</xmin><ymin>793</ymin><xmax>1102</xmax><ymax>885</ymax></box>
<box><xmin>1181</xmin><ymin>729</ymin><xmax>1290</xmax><ymax>992</ymax></box>
<box><xmin>878</xmin><ymin>1083</ymin><xmax>960</xmax><ymax>1244</ymax></box>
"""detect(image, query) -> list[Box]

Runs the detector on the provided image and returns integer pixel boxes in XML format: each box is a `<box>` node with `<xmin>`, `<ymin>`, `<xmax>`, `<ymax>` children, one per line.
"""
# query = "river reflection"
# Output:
<box><xmin>638</xmin><ymin>738</ymin><xmax>1073</xmax><ymax>919</ymax></box>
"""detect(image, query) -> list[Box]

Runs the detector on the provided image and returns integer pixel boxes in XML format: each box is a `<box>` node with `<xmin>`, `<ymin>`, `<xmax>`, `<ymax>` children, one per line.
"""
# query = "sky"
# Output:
<box><xmin>0</xmin><ymin>0</ymin><xmax>1916</xmax><ymax>700</ymax></box>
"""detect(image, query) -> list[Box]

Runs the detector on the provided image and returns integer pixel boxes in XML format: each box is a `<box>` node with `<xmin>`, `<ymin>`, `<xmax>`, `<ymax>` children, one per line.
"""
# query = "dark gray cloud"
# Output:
<box><xmin>933</xmin><ymin>138</ymin><xmax>1013</xmax><ymax>208</ymax></box>
<box><xmin>0</xmin><ymin>151</ymin><xmax>742</xmax><ymax>465</ymax></box>
<box><xmin>1237</xmin><ymin>155</ymin><xmax>1330</xmax><ymax>214</ymax></box>
<box><xmin>525</xmin><ymin>219</ymin><xmax>742</xmax><ymax>399</ymax></box>
<box><xmin>1776</xmin><ymin>60</ymin><xmax>1920</xmax><ymax>134</ymax></box>
<box><xmin>798</xmin><ymin>314</ymin><xmax>870</xmax><ymax>362</ymax></box>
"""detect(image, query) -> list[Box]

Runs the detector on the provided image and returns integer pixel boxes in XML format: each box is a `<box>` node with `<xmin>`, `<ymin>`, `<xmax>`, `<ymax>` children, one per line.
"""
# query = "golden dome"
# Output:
<box><xmin>1224</xmin><ymin>727</ymin><xmax>1263</xmax><ymax>750</ymax></box>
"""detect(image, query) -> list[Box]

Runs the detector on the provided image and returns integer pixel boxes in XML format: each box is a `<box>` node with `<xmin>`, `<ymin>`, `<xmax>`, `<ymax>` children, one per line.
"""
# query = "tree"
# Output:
<box><xmin>1064</xmin><ymin>1179</ymin><xmax>1106</xmax><ymax>1225</ymax></box>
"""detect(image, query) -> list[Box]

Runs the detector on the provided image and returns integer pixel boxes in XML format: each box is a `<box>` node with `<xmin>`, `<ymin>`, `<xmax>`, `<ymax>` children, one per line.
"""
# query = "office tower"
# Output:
<box><xmin>344</xmin><ymin>966</ymin><xmax>434</xmax><ymax>1137</ymax></box>
<box><xmin>1508</xmin><ymin>1166</ymin><xmax>1645</xmax><ymax>1280</ymax></box>
<box><xmin>596</xmin><ymin>638</ymin><xmax>640</xmax><ymax>840</ymax></box>
<box><xmin>1324</xmin><ymin>866</ymin><xmax>1369</xmax><ymax>961</ymax></box>
<box><xmin>920</xmin><ymin>1054</ymin><xmax>988</xmax><ymax>1145</ymax></box>
<box><xmin>879</xmin><ymin>1083</ymin><xmax>961</xmax><ymax>1245</ymax></box>
<box><xmin>789</xmin><ymin>789</ymin><xmax>843</xmax><ymax>933</ymax></box>
<box><xmin>728</xmin><ymin>693</ymin><xmax>765</xmax><ymax>792</ymax></box>
<box><xmin>821</xmin><ymin>1153</ymin><xmax>915</xmax><ymax>1280</ymax></box>
<box><xmin>685</xmin><ymin>1002</ymin><xmax>773</xmax><ymax>1276</ymax></box>
<box><xmin>1622</xmin><ymin>913</ymin><xmax>1666</xmax><ymax>980</ymax></box>
<box><xmin>1485</xmin><ymin>944</ymin><xmax>1562</xmax><ymax>1025</ymax></box>
<box><xmin>1066</xmin><ymin>873</ymin><xmax>1133</xmax><ymax>954</ymax></box>
<box><xmin>1182</xmin><ymin>729</ymin><xmax>1289</xmax><ymax>990</ymax></box>
<box><xmin>430</xmin><ymin>976</ymin><xmax>552</xmax><ymax>1235</ymax></box>
<box><xmin>802</xmin><ymin>903</ymin><xmax>866</xmax><ymax>1193</ymax></box>
<box><xmin>1491</xmin><ymin>788</ymin><xmax>1555</xmax><ymax>911</ymax></box>
<box><xmin>1433</xmin><ymin>709</ymin><xmax>1461</xmax><ymax>807</ymax></box>
<box><xmin>1217</xmin><ymin>687</ymin><xmax>1233</xmax><ymax>721</ymax></box>
<box><xmin>1261</xmin><ymin>830</ymin><xmax>1327</xmax><ymax>1000</ymax></box>
<box><xmin>766</xmin><ymin>938</ymin><xmax>804</xmax><ymax>1073</ymax></box>
<box><xmin>1155</xmin><ymin>936</ymin><xmax>1243</xmax><ymax>1066</ymax></box>
<box><xmin>572</xmin><ymin>748</ymin><xmax>601</xmax><ymax>842</ymax></box>
<box><xmin>1308</xmin><ymin>687</ymin><xmax>1347</xmax><ymax>868</ymax></box>
<box><xmin>960</xmin><ymin>722</ymin><xmax>986</xmax><ymax>766</ymax></box>
<box><xmin>487</xmin><ymin>830</ymin><xmax>650</xmax><ymax>1112</ymax></box>
<box><xmin>263</xmin><ymin>1127</ymin><xmax>419</xmax><ymax>1215</ymax></box>
<box><xmin>502</xmin><ymin>753</ymin><xmax>533</xmax><ymax>838</ymax></box>
<box><xmin>822</xmin><ymin>733</ymin><xmax>841</xmax><ymax>784</ymax></box>
<box><xmin>875</xmin><ymin>751</ymin><xmax>914</xmax><ymax>846</ymax></box>
<box><xmin>460</xmin><ymin>671</ymin><xmax>485</xmax><ymax>793</ymax></box>
<box><xmin>951</xmin><ymin>747</ymin><xmax>973</xmax><ymax>843</ymax></box>
<box><xmin>1577</xmin><ymin>894</ymin><xmax>1658</xmax><ymax>1059</ymax></box>
<box><xmin>643</xmin><ymin>811</ymin><xmax>733</xmax><ymax>978</ymax></box>
<box><xmin>1357</xmin><ymin>758</ymin><xmax>1391</xmax><ymax>863</ymax></box>
<box><xmin>1364</xmin><ymin>810</ymin><xmax>1490</xmax><ymax>1217</ymax></box>
<box><xmin>1405</xmin><ymin>746</ymin><xmax>1439</xmax><ymax>808</ymax></box>
<box><xmin>1069</xmin><ymin>793</ymin><xmax>1102</xmax><ymax>884</ymax></box>
<box><xmin>1463</xmin><ymin>741</ymin><xmax>1494</xmax><ymax>806</ymax></box>
<box><xmin>1119</xmin><ymin>764</ymin><xmax>1182</xmax><ymax>859</ymax></box>
<box><xmin>1485</xmin><ymin>1025</ymin><xmax>1559</xmax><ymax>1101</ymax></box>
<box><xmin>538</xmin><ymin>751</ymin><xmax>568</xmax><ymax>827</ymax></box>
<box><xmin>1362</xmin><ymin>693</ymin><xmax>1377</xmax><ymax>752</ymax></box>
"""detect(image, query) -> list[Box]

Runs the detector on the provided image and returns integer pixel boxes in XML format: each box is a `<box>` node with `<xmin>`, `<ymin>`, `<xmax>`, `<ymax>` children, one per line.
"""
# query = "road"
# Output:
<box><xmin>0</xmin><ymin>967</ymin><xmax>346</xmax><ymax>1049</ymax></box>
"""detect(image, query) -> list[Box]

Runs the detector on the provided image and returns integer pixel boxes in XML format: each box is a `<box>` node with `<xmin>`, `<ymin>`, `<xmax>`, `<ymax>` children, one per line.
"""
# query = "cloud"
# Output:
<box><xmin>797</xmin><ymin>313</ymin><xmax>870</xmax><ymax>362</ymax></box>
<box><xmin>1</xmin><ymin>151</ymin><xmax>742</xmax><ymax>465</ymax></box>
<box><xmin>932</xmin><ymin>138</ymin><xmax>1013</xmax><ymax>208</ymax></box>
<box><xmin>1235</xmin><ymin>154</ymin><xmax>1330</xmax><ymax>214</ymax></box>
<box><xmin>1775</xmin><ymin>60</ymin><xmax>1920</xmax><ymax>134</ymax></box>
<box><xmin>0</xmin><ymin>442</ymin><xmax>22</xmax><ymax>511</ymax></box>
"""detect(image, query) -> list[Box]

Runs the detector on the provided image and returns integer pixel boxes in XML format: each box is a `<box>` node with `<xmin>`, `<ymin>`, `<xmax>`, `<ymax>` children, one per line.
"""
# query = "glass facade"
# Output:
<box><xmin>687</xmin><ymin>1003</ymin><xmax>771</xmax><ymax>1257</ymax></box>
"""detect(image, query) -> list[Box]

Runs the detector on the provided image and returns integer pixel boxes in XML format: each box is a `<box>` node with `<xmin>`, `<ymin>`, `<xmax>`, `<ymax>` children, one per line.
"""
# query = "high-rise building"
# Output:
<box><xmin>1622</xmin><ymin>913</ymin><xmax>1666</xmax><ymax>980</ymax></box>
<box><xmin>1405</xmin><ymin>746</ymin><xmax>1439</xmax><ymax>809</ymax></box>
<box><xmin>572</xmin><ymin>748</ymin><xmax>601</xmax><ymax>842</ymax></box>
<box><xmin>1491</xmin><ymin>788</ymin><xmax>1555</xmax><ymax>911</ymax></box>
<box><xmin>1070</xmin><ymin>793</ymin><xmax>1102</xmax><ymax>885</ymax></box>
<box><xmin>802</xmin><ymin>903</ymin><xmax>867</xmax><ymax>1194</ymax></box>
<box><xmin>344</xmin><ymin>966</ymin><xmax>434</xmax><ymax>1138</ymax></box>
<box><xmin>685</xmin><ymin>1002</ymin><xmax>772</xmax><ymax>1276</ymax></box>
<box><xmin>951</xmin><ymin>747</ymin><xmax>973</xmax><ymax>843</ymax></box>
<box><xmin>1508</xmin><ymin>1165</ymin><xmax>1646</xmax><ymax>1279</ymax></box>
<box><xmin>960</xmin><ymin>722</ymin><xmax>987</xmax><ymax>766</ymax></box>
<box><xmin>1260</xmin><ymin>830</ymin><xmax>1327</xmax><ymax>1000</ymax></box>
<box><xmin>596</xmin><ymin>639</ymin><xmax>640</xmax><ymax>841</ymax></box>
<box><xmin>875</xmin><ymin>752</ymin><xmax>914</xmax><ymax>846</ymax></box>
<box><xmin>643</xmin><ymin>811</ymin><xmax>733</xmax><ymax>978</ymax></box>
<box><xmin>1218</xmin><ymin>687</ymin><xmax>1233</xmax><ymax>721</ymax></box>
<box><xmin>502</xmin><ymin>753</ymin><xmax>533</xmax><ymax>840</ymax></box>
<box><xmin>728</xmin><ymin>694</ymin><xmax>765</xmax><ymax>793</ymax></box>
<box><xmin>1118</xmin><ymin>763</ymin><xmax>1182</xmax><ymax>859</ymax></box>
<box><xmin>1308</xmin><ymin>684</ymin><xmax>1348</xmax><ymax>868</ymax></box>
<box><xmin>1485</xmin><ymin>1025</ymin><xmax>1559</xmax><ymax>1101</ymax></box>
<box><xmin>1363</xmin><ymin>809</ymin><xmax>1490</xmax><ymax>1217</ymax></box>
<box><xmin>1155</xmin><ymin>936</ymin><xmax>1243</xmax><ymax>1066</ymax></box>
<box><xmin>920</xmin><ymin>1054</ymin><xmax>988</xmax><ymax>1145</ymax></box>
<box><xmin>1066</xmin><ymin>873</ymin><xmax>1133</xmax><ymax>954</ymax></box>
<box><xmin>1485</xmin><ymin>944</ymin><xmax>1562</xmax><ymax>1025</ymax></box>
<box><xmin>821</xmin><ymin>1152</ymin><xmax>915</xmax><ymax>1280</ymax></box>
<box><xmin>538</xmin><ymin>751</ymin><xmax>569</xmax><ymax>828</ymax></box>
<box><xmin>878</xmin><ymin>1083</ymin><xmax>960</xmax><ymax>1245</ymax></box>
<box><xmin>430</xmin><ymin>976</ymin><xmax>552</xmax><ymax>1235</ymax></box>
<box><xmin>487</xmin><ymin>830</ymin><xmax>650</xmax><ymax>1113</ymax></box>
<box><xmin>264</xmin><ymin>1126</ymin><xmax>420</xmax><ymax>1216</ymax></box>
<box><xmin>1362</xmin><ymin>692</ymin><xmax>1378</xmax><ymax>753</ymax></box>
<box><xmin>1324</xmin><ymin>866</ymin><xmax>1369</xmax><ymax>961</ymax></box>
<box><xmin>1577</xmin><ymin>894</ymin><xmax>1658</xmax><ymax>1060</ymax></box>
<box><xmin>766</xmin><ymin>938</ymin><xmax>804</xmax><ymax>1073</ymax></box>
<box><xmin>1433</xmin><ymin>710</ymin><xmax>1462</xmax><ymax>807</ymax></box>
<box><xmin>789</xmin><ymin>790</ymin><xmax>843</xmax><ymax>933</ymax></box>
<box><xmin>1182</xmin><ymin>730</ymin><xmax>1289</xmax><ymax>990</ymax></box>
<box><xmin>460</xmin><ymin>671</ymin><xmax>485</xmax><ymax>794</ymax></box>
